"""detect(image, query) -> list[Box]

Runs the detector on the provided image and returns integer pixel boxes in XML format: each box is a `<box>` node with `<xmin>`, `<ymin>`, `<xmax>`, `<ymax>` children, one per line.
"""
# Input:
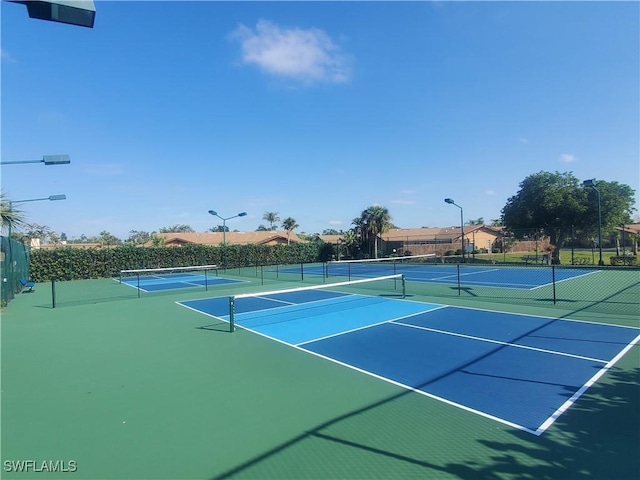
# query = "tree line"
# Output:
<box><xmin>1</xmin><ymin>171</ymin><xmax>637</xmax><ymax>264</ymax></box>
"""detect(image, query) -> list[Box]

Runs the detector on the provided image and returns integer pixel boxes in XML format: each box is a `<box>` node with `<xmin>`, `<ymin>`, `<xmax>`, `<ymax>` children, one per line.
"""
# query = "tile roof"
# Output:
<box><xmin>149</xmin><ymin>231</ymin><xmax>304</xmax><ymax>246</ymax></box>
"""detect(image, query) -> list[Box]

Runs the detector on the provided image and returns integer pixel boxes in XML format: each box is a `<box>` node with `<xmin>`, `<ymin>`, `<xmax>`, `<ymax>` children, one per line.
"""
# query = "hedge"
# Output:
<box><xmin>30</xmin><ymin>243</ymin><xmax>324</xmax><ymax>282</ymax></box>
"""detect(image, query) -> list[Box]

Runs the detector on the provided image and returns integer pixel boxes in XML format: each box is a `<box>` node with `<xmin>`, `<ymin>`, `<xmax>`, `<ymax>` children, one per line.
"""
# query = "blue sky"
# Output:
<box><xmin>2</xmin><ymin>1</ymin><xmax>638</xmax><ymax>240</ymax></box>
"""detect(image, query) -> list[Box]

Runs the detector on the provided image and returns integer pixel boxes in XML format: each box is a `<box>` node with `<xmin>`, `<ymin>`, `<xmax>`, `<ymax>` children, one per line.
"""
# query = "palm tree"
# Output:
<box><xmin>0</xmin><ymin>193</ymin><xmax>26</xmax><ymax>235</ymax></box>
<box><xmin>466</xmin><ymin>217</ymin><xmax>485</xmax><ymax>226</ymax></box>
<box><xmin>281</xmin><ymin>217</ymin><xmax>299</xmax><ymax>245</ymax></box>
<box><xmin>360</xmin><ymin>205</ymin><xmax>392</xmax><ymax>259</ymax></box>
<box><xmin>263</xmin><ymin>212</ymin><xmax>280</xmax><ymax>231</ymax></box>
<box><xmin>341</xmin><ymin>230</ymin><xmax>358</xmax><ymax>258</ymax></box>
<box><xmin>351</xmin><ymin>216</ymin><xmax>366</xmax><ymax>245</ymax></box>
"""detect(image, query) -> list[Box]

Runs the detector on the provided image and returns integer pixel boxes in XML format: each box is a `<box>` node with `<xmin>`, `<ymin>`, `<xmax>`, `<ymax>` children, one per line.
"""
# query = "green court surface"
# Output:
<box><xmin>1</xmin><ymin>272</ymin><xmax>639</xmax><ymax>479</ymax></box>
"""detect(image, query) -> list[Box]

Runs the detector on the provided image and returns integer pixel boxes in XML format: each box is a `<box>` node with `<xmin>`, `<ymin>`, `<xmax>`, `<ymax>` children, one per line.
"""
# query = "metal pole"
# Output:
<box><xmin>596</xmin><ymin>188</ymin><xmax>604</xmax><ymax>266</ymax></box>
<box><xmin>7</xmin><ymin>211</ymin><xmax>14</xmax><ymax>301</ymax></box>
<box><xmin>460</xmin><ymin>208</ymin><xmax>465</xmax><ymax>263</ymax></box>
<box><xmin>229</xmin><ymin>297</ymin><xmax>236</xmax><ymax>332</ymax></box>
<box><xmin>571</xmin><ymin>225</ymin><xmax>575</xmax><ymax>265</ymax></box>
<box><xmin>222</xmin><ymin>220</ymin><xmax>226</xmax><ymax>270</ymax></box>
<box><xmin>622</xmin><ymin>225</ymin><xmax>626</xmax><ymax>265</ymax></box>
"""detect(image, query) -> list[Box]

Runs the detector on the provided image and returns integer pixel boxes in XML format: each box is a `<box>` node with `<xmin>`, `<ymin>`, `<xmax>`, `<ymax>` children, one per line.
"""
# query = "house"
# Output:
<box><xmin>148</xmin><ymin>231</ymin><xmax>305</xmax><ymax>247</ymax></box>
<box><xmin>380</xmin><ymin>226</ymin><xmax>504</xmax><ymax>256</ymax></box>
<box><xmin>320</xmin><ymin>226</ymin><xmax>505</xmax><ymax>258</ymax></box>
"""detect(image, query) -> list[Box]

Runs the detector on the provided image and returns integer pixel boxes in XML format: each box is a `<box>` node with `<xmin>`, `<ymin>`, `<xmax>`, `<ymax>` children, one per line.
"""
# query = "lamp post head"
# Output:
<box><xmin>43</xmin><ymin>154</ymin><xmax>71</xmax><ymax>165</ymax></box>
<box><xmin>238</xmin><ymin>212</ymin><xmax>247</xmax><ymax>217</ymax></box>
<box><xmin>582</xmin><ymin>179</ymin><xmax>597</xmax><ymax>188</ymax></box>
<box><xmin>49</xmin><ymin>194</ymin><xmax>66</xmax><ymax>201</ymax></box>
<box><xmin>208</xmin><ymin>210</ymin><xmax>218</xmax><ymax>216</ymax></box>
<box><xmin>444</xmin><ymin>198</ymin><xmax>455</xmax><ymax>204</ymax></box>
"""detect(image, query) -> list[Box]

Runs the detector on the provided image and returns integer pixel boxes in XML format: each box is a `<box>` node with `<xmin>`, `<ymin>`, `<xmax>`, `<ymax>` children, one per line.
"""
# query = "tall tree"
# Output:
<box><xmin>341</xmin><ymin>230</ymin><xmax>358</xmax><ymax>259</ymax></box>
<box><xmin>127</xmin><ymin>230</ymin><xmax>151</xmax><ymax>245</ymax></box>
<box><xmin>583</xmin><ymin>180</ymin><xmax>636</xmax><ymax>239</ymax></box>
<box><xmin>501</xmin><ymin>171</ymin><xmax>635</xmax><ymax>264</ymax></box>
<box><xmin>360</xmin><ymin>205</ymin><xmax>392</xmax><ymax>259</ymax></box>
<box><xmin>0</xmin><ymin>193</ymin><xmax>27</xmax><ymax>237</ymax></box>
<box><xmin>159</xmin><ymin>225</ymin><xmax>194</xmax><ymax>233</ymax></box>
<box><xmin>23</xmin><ymin>223</ymin><xmax>53</xmax><ymax>244</ymax></box>
<box><xmin>98</xmin><ymin>231</ymin><xmax>122</xmax><ymax>246</ymax></box>
<box><xmin>281</xmin><ymin>217</ymin><xmax>299</xmax><ymax>245</ymax></box>
<box><xmin>466</xmin><ymin>217</ymin><xmax>485</xmax><ymax>226</ymax></box>
<box><xmin>263</xmin><ymin>212</ymin><xmax>280</xmax><ymax>231</ymax></box>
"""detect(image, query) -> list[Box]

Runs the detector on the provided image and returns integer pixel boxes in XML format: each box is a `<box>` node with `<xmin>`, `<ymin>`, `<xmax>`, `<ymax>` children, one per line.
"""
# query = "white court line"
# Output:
<box><xmin>177</xmin><ymin>295</ymin><xmax>639</xmax><ymax>436</ymax></box>
<box><xmin>216</xmin><ymin>315</ymin><xmax>541</xmax><ymax>436</ymax></box>
<box><xmin>390</xmin><ymin>321</ymin><xmax>609</xmax><ymax>364</ymax></box>
<box><xmin>530</xmin><ymin>268</ymin><xmax>601</xmax><ymax>290</ymax></box>
<box><xmin>535</xmin><ymin>331</ymin><xmax>640</xmax><ymax>435</ymax></box>
<box><xmin>296</xmin><ymin>305</ymin><xmax>447</xmax><ymax>347</ymax></box>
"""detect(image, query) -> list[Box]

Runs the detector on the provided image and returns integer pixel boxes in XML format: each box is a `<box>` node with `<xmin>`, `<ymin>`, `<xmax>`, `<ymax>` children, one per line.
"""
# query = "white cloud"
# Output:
<box><xmin>485</xmin><ymin>190</ymin><xmax>496</xmax><ymax>196</ymax></box>
<box><xmin>1</xmin><ymin>49</ymin><xmax>16</xmax><ymax>63</ymax></box>
<box><xmin>328</xmin><ymin>220</ymin><xmax>343</xmax><ymax>226</ymax></box>
<box><xmin>230</xmin><ymin>20</ymin><xmax>351</xmax><ymax>85</ymax></box>
<box><xmin>560</xmin><ymin>153</ymin><xmax>577</xmax><ymax>163</ymax></box>
<box><xmin>391</xmin><ymin>199</ymin><xmax>416</xmax><ymax>205</ymax></box>
<box><xmin>518</xmin><ymin>138</ymin><xmax>529</xmax><ymax>144</ymax></box>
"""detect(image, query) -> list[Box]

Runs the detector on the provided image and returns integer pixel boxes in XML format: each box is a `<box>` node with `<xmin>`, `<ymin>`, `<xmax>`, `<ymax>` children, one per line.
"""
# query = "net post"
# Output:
<box><xmin>205</xmin><ymin>268</ymin><xmax>208</xmax><ymax>291</ymax></box>
<box><xmin>229</xmin><ymin>296</ymin><xmax>236</xmax><ymax>333</ymax></box>
<box><xmin>51</xmin><ymin>278</ymin><xmax>56</xmax><ymax>308</ymax></box>
<box><xmin>401</xmin><ymin>274</ymin><xmax>406</xmax><ymax>298</ymax></box>
<box><xmin>456</xmin><ymin>264</ymin><xmax>461</xmax><ymax>296</ymax></box>
<box><xmin>137</xmin><ymin>273</ymin><xmax>140</xmax><ymax>298</ymax></box>
<box><xmin>552</xmin><ymin>265</ymin><xmax>557</xmax><ymax>304</ymax></box>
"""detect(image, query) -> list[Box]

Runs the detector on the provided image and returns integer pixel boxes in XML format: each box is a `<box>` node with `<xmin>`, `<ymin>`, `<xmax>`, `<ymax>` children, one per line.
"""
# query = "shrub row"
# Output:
<box><xmin>30</xmin><ymin>243</ymin><xmax>324</xmax><ymax>282</ymax></box>
<box><xmin>609</xmin><ymin>255</ymin><xmax>637</xmax><ymax>266</ymax></box>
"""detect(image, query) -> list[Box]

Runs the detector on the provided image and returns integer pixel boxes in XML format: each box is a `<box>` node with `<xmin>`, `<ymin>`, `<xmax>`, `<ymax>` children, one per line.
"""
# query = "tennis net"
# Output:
<box><xmin>119</xmin><ymin>265</ymin><xmax>218</xmax><ymax>295</ymax></box>
<box><xmin>228</xmin><ymin>273</ymin><xmax>405</xmax><ymax>332</ymax></box>
<box><xmin>326</xmin><ymin>254</ymin><xmax>438</xmax><ymax>279</ymax></box>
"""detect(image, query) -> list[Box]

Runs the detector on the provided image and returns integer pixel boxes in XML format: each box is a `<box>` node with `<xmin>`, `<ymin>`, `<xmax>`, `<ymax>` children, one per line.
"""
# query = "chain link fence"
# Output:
<box><xmin>1</xmin><ymin>235</ymin><xmax>31</xmax><ymax>306</ymax></box>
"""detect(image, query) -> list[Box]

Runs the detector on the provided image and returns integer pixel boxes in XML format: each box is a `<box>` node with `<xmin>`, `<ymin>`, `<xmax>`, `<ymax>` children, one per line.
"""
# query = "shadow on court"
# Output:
<box><xmin>209</xmin><ymin>300</ymin><xmax>640</xmax><ymax>480</ymax></box>
<box><xmin>210</xmin><ymin>359</ymin><xmax>639</xmax><ymax>480</ymax></box>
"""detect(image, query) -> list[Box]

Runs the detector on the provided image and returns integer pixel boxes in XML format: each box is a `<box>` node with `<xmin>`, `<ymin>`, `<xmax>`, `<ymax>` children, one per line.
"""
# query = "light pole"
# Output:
<box><xmin>208</xmin><ymin>210</ymin><xmax>247</xmax><ymax>268</ymax></box>
<box><xmin>445</xmin><ymin>198</ymin><xmax>465</xmax><ymax>263</ymax></box>
<box><xmin>1</xmin><ymin>154</ymin><xmax>71</xmax><ymax>166</ymax></box>
<box><xmin>582</xmin><ymin>179</ymin><xmax>604</xmax><ymax>266</ymax></box>
<box><xmin>4</xmin><ymin>194</ymin><xmax>66</xmax><ymax>299</ymax></box>
<box><xmin>8</xmin><ymin>1</ymin><xmax>96</xmax><ymax>28</ymax></box>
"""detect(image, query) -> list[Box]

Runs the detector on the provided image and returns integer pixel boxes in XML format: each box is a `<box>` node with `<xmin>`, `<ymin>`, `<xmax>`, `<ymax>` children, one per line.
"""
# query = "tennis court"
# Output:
<box><xmin>280</xmin><ymin>258</ymin><xmax>598</xmax><ymax>290</ymax></box>
<box><xmin>178</xmin><ymin>277</ymin><xmax>640</xmax><ymax>436</ymax></box>
<box><xmin>119</xmin><ymin>265</ymin><xmax>244</xmax><ymax>292</ymax></box>
<box><xmin>3</xmin><ymin>267</ymin><xmax>639</xmax><ymax>479</ymax></box>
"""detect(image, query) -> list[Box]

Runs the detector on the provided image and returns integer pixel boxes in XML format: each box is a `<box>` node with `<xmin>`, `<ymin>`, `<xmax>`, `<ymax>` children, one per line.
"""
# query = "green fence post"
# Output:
<box><xmin>229</xmin><ymin>296</ymin><xmax>236</xmax><ymax>333</ymax></box>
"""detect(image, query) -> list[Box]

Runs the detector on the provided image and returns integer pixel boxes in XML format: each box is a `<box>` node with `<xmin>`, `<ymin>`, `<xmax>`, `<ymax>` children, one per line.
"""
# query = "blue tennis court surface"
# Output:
<box><xmin>120</xmin><ymin>274</ymin><xmax>243</xmax><ymax>292</ymax></box>
<box><xmin>277</xmin><ymin>264</ymin><xmax>597</xmax><ymax>289</ymax></box>
<box><xmin>178</xmin><ymin>289</ymin><xmax>640</xmax><ymax>435</ymax></box>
